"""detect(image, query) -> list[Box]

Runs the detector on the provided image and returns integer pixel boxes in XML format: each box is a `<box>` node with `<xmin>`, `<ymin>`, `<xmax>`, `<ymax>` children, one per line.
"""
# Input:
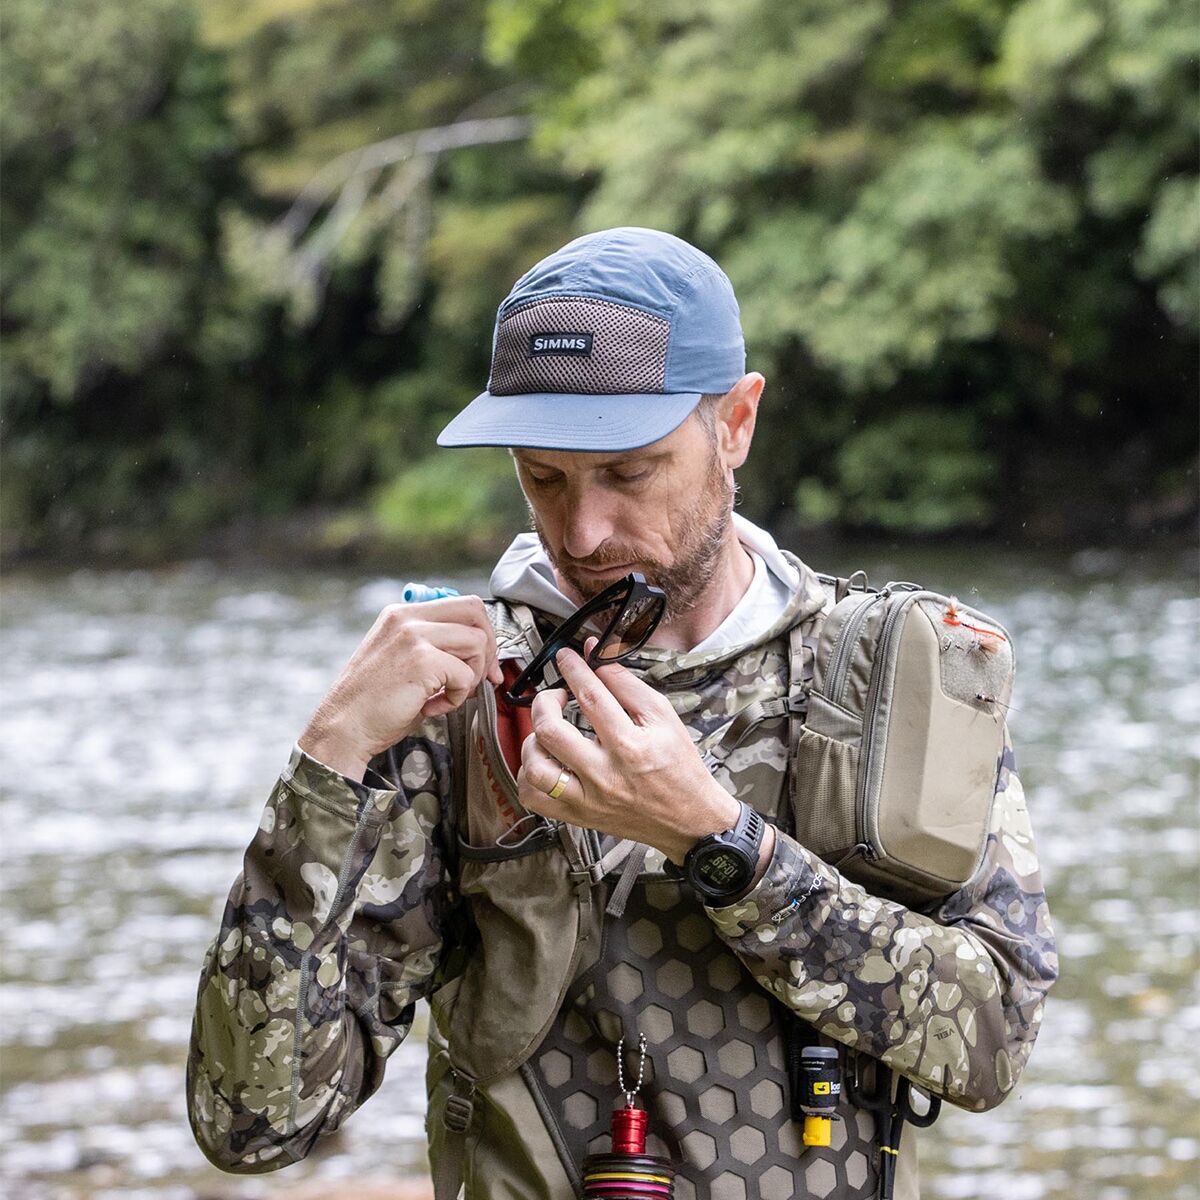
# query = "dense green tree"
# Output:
<box><xmin>195</xmin><ymin>0</ymin><xmax>576</xmax><ymax>556</ymax></box>
<box><xmin>1</xmin><ymin>0</ymin><xmax>244</xmax><ymax>546</ymax></box>
<box><xmin>2</xmin><ymin>0</ymin><xmax>1194</xmax><ymax>560</ymax></box>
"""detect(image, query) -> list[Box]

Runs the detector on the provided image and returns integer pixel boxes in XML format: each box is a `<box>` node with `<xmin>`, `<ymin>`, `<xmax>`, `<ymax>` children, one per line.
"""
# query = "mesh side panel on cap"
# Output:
<box><xmin>489</xmin><ymin>296</ymin><xmax>670</xmax><ymax>395</ymax></box>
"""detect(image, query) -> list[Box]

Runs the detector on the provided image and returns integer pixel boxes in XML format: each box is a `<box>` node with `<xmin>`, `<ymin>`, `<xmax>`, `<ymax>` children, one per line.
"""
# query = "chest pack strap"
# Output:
<box><xmin>700</xmin><ymin>620</ymin><xmax>815</xmax><ymax>774</ymax></box>
<box><xmin>785</xmin><ymin>621</ymin><xmax>817</xmax><ymax>826</ymax></box>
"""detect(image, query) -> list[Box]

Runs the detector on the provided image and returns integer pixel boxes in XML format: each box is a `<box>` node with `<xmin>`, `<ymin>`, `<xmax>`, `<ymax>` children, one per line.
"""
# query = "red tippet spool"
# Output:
<box><xmin>580</xmin><ymin>1103</ymin><xmax>675</xmax><ymax>1199</ymax></box>
<box><xmin>611</xmin><ymin>1104</ymin><xmax>648</xmax><ymax>1155</ymax></box>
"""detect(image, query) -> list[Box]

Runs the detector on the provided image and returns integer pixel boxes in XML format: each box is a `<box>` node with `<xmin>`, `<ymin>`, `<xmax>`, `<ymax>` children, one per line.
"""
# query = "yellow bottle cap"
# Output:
<box><xmin>803</xmin><ymin>1116</ymin><xmax>832</xmax><ymax>1147</ymax></box>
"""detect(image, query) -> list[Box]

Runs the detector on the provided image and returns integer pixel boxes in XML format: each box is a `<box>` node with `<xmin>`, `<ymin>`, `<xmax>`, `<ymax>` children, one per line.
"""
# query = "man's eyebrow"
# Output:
<box><xmin>513</xmin><ymin>452</ymin><xmax>670</xmax><ymax>470</ymax></box>
<box><xmin>608</xmin><ymin>452</ymin><xmax>670</xmax><ymax>467</ymax></box>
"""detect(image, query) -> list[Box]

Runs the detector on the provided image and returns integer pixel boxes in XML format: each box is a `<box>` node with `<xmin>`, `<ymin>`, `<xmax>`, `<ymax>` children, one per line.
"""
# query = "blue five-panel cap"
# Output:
<box><xmin>436</xmin><ymin>226</ymin><xmax>746</xmax><ymax>452</ymax></box>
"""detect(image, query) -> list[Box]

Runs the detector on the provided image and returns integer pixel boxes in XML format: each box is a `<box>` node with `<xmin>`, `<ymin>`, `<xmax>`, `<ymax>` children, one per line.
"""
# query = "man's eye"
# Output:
<box><xmin>611</xmin><ymin>469</ymin><xmax>650</xmax><ymax>484</ymax></box>
<box><xmin>528</xmin><ymin>472</ymin><xmax>560</xmax><ymax>486</ymax></box>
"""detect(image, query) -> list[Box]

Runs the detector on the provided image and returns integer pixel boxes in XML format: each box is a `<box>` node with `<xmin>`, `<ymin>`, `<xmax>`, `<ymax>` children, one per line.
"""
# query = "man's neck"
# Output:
<box><xmin>647</xmin><ymin>529</ymin><xmax>756</xmax><ymax>652</ymax></box>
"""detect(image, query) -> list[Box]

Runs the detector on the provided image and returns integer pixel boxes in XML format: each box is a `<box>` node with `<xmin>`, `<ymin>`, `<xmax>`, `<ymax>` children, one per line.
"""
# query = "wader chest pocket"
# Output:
<box><xmin>438</xmin><ymin>832</ymin><xmax>589</xmax><ymax>1085</ymax></box>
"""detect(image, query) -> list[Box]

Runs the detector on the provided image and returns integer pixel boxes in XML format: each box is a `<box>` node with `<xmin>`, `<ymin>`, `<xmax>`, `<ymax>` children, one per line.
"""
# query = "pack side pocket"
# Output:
<box><xmin>790</xmin><ymin>725</ymin><xmax>861</xmax><ymax>862</ymax></box>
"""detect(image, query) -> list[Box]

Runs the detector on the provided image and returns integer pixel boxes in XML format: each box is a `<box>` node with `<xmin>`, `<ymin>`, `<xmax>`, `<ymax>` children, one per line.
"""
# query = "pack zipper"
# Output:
<box><xmin>827</xmin><ymin>591</ymin><xmax>886</xmax><ymax>708</ymax></box>
<box><xmin>855</xmin><ymin>592</ymin><xmax>924</xmax><ymax>860</ymax></box>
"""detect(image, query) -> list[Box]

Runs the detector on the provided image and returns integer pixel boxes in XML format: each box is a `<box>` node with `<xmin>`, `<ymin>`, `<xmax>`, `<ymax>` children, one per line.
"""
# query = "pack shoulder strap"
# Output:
<box><xmin>446</xmin><ymin>702</ymin><xmax>468</xmax><ymax>850</ymax></box>
<box><xmin>700</xmin><ymin>614</ymin><xmax>818</xmax><ymax>772</ymax></box>
<box><xmin>784</xmin><ymin>619</ymin><xmax>817</xmax><ymax>826</ymax></box>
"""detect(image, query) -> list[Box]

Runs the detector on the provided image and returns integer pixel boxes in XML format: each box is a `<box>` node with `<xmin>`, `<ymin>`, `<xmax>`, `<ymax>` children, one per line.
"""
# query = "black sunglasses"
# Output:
<box><xmin>503</xmin><ymin>573</ymin><xmax>667</xmax><ymax>708</ymax></box>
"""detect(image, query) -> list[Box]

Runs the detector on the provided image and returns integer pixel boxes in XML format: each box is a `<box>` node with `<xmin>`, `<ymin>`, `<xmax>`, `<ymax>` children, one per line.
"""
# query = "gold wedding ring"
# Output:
<box><xmin>546</xmin><ymin>766</ymin><xmax>572</xmax><ymax>800</ymax></box>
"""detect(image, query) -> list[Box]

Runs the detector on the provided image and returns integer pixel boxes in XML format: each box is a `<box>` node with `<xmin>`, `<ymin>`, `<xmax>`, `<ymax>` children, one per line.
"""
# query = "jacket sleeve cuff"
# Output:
<box><xmin>283</xmin><ymin>742</ymin><xmax>400</xmax><ymax>825</ymax></box>
<box><xmin>702</xmin><ymin>829</ymin><xmax>828</xmax><ymax>939</ymax></box>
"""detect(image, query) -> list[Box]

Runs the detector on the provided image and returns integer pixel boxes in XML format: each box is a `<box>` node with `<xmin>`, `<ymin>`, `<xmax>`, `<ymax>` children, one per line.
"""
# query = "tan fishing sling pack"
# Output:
<box><xmin>790</xmin><ymin>575</ymin><xmax>1016</xmax><ymax>909</ymax></box>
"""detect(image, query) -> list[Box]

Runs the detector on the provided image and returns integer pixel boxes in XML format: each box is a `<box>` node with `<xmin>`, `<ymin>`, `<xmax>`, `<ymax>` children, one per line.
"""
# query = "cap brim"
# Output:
<box><xmin>437</xmin><ymin>390</ymin><xmax>702</xmax><ymax>452</ymax></box>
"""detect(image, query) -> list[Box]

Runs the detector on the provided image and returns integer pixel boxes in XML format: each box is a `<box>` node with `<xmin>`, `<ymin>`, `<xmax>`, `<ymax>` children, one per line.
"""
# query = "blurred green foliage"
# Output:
<box><xmin>2</xmin><ymin>0</ymin><xmax>1195</xmax><ymax>560</ymax></box>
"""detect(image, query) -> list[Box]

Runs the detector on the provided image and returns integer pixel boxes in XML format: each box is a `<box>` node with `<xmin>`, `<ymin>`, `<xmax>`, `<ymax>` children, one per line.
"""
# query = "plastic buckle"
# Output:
<box><xmin>443</xmin><ymin>1094</ymin><xmax>474</xmax><ymax>1134</ymax></box>
<box><xmin>568</xmin><ymin>862</ymin><xmax>606</xmax><ymax>887</ymax></box>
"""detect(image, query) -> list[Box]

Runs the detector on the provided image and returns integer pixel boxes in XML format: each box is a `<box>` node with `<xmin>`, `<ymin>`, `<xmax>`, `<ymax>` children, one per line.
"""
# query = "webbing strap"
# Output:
<box><xmin>431</xmin><ymin>1075</ymin><xmax>476</xmax><ymax>1200</ymax></box>
<box><xmin>785</xmin><ymin>621</ymin><xmax>816</xmax><ymax>822</ymax></box>
<box><xmin>446</xmin><ymin>704</ymin><xmax>468</xmax><ymax>865</ymax></box>
<box><xmin>431</xmin><ymin>1132</ymin><xmax>466</xmax><ymax>1200</ymax></box>
<box><xmin>605</xmin><ymin>842</ymin><xmax>650</xmax><ymax>919</ymax></box>
<box><xmin>698</xmin><ymin>609</ymin><xmax>820</xmax><ymax>775</ymax></box>
<box><xmin>493</xmin><ymin>598</ymin><xmax>541</xmax><ymax>657</ymax></box>
<box><xmin>557</xmin><ymin>822</ymin><xmax>592</xmax><ymax>874</ymax></box>
<box><xmin>568</xmin><ymin>836</ymin><xmax>638</xmax><ymax>888</ymax></box>
<box><xmin>701</xmin><ymin>697</ymin><xmax>790</xmax><ymax>768</ymax></box>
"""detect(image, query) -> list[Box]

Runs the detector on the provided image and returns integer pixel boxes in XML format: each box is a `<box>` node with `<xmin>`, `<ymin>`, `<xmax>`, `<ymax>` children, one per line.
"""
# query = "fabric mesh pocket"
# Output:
<box><xmin>789</xmin><ymin>725</ymin><xmax>861</xmax><ymax>857</ymax></box>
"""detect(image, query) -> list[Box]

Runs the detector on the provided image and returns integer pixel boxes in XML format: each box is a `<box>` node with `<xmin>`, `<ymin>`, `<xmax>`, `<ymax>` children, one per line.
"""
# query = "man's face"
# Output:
<box><xmin>511</xmin><ymin>411</ymin><xmax>735</xmax><ymax>620</ymax></box>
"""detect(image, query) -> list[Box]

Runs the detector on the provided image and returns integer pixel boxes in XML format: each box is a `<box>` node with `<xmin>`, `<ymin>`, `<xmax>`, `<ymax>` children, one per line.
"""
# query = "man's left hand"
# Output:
<box><xmin>517</xmin><ymin>642</ymin><xmax>743</xmax><ymax>864</ymax></box>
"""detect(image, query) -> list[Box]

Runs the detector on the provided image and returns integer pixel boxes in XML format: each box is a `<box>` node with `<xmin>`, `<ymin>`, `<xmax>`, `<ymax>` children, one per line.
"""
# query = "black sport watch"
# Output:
<box><xmin>674</xmin><ymin>801</ymin><xmax>766</xmax><ymax>904</ymax></box>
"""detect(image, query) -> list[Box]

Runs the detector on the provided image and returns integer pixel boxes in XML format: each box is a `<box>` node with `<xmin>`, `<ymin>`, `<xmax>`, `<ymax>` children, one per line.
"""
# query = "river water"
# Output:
<box><xmin>1</xmin><ymin>545</ymin><xmax>1197</xmax><ymax>1200</ymax></box>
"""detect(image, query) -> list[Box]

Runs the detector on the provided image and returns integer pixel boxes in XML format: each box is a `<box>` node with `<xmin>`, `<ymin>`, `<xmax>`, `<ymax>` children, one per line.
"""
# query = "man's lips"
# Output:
<box><xmin>572</xmin><ymin>561</ymin><xmax>635</xmax><ymax>576</ymax></box>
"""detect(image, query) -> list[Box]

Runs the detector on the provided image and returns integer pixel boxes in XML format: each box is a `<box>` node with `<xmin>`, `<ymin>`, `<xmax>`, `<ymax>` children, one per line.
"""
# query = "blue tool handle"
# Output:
<box><xmin>401</xmin><ymin>583</ymin><xmax>462</xmax><ymax>603</ymax></box>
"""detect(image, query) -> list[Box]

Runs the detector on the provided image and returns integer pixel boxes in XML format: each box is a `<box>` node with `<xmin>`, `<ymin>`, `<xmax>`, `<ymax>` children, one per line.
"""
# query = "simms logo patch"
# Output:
<box><xmin>528</xmin><ymin>332</ymin><xmax>594</xmax><ymax>357</ymax></box>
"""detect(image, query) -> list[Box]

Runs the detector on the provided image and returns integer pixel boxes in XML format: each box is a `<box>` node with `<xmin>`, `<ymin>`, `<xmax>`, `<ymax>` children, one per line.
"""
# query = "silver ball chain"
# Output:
<box><xmin>616</xmin><ymin>1032</ymin><xmax>648</xmax><ymax>1108</ymax></box>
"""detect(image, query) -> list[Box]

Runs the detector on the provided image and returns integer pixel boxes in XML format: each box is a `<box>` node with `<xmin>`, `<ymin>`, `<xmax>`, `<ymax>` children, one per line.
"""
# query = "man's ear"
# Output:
<box><xmin>718</xmin><ymin>373</ymin><xmax>764</xmax><ymax>470</ymax></box>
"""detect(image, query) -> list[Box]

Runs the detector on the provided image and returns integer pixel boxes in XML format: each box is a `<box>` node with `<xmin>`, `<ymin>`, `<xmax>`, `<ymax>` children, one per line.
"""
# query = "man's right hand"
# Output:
<box><xmin>298</xmin><ymin>596</ymin><xmax>502</xmax><ymax>782</ymax></box>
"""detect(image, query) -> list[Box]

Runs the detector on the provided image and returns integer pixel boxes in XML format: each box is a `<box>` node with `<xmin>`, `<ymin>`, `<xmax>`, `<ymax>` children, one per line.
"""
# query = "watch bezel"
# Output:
<box><xmin>681</xmin><ymin>801</ymin><xmax>766</xmax><ymax>903</ymax></box>
<box><xmin>691</xmin><ymin>841</ymin><xmax>755</xmax><ymax>898</ymax></box>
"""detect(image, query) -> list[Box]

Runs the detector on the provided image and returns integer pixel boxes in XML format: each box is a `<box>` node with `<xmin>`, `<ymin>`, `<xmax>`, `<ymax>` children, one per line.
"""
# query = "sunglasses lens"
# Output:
<box><xmin>595</xmin><ymin>594</ymin><xmax>663</xmax><ymax>661</ymax></box>
<box><xmin>582</xmin><ymin>598</ymin><xmax>625</xmax><ymax>639</ymax></box>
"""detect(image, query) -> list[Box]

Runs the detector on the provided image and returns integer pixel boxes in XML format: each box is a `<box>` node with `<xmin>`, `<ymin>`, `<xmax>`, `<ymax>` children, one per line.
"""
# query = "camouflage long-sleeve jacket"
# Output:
<box><xmin>187</xmin><ymin>586</ymin><xmax>1058</xmax><ymax>1195</ymax></box>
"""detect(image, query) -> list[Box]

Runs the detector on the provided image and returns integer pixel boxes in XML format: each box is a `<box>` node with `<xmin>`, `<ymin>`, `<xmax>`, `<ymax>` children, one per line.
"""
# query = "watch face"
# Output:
<box><xmin>694</xmin><ymin>845</ymin><xmax>751</xmax><ymax>892</ymax></box>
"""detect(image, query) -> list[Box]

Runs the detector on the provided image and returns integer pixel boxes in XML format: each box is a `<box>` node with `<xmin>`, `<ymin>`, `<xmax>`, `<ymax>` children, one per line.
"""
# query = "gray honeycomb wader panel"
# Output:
<box><xmin>522</xmin><ymin>874</ymin><xmax>883</xmax><ymax>1200</ymax></box>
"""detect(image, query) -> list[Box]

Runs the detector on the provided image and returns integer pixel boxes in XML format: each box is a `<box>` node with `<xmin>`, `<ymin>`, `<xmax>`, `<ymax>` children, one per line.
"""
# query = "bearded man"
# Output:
<box><xmin>187</xmin><ymin>227</ymin><xmax>1057</xmax><ymax>1200</ymax></box>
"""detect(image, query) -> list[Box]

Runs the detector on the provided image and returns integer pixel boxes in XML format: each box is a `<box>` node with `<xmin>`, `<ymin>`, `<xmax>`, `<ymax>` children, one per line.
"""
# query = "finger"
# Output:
<box><xmin>520</xmin><ymin>731</ymin><xmax>580</xmax><ymax>797</ymax></box>
<box><xmin>529</xmin><ymin>686</ymin><xmax>601</xmax><ymax>771</ymax></box>
<box><xmin>518</xmin><ymin>764</ymin><xmax>570</xmax><ymax>818</ymax></box>
<box><xmin>529</xmin><ymin>705</ymin><xmax>606</xmax><ymax>777</ymax></box>
<box><xmin>410</xmin><ymin>621</ymin><xmax>496</xmax><ymax>689</ymax></box>
<box><xmin>592</xmin><ymin>656</ymin><xmax>674</xmax><ymax>724</ymax></box>
<box><xmin>411</xmin><ymin>594</ymin><xmax>494</xmax><ymax>635</ymax></box>
<box><xmin>421</xmin><ymin>693</ymin><xmax>459</xmax><ymax>718</ymax></box>
<box><xmin>529</xmin><ymin>683</ymin><xmax>569</xmax><ymax>728</ymax></box>
<box><xmin>417</xmin><ymin>645</ymin><xmax>477</xmax><ymax>713</ymax></box>
<box><xmin>553</xmin><ymin>647</ymin><xmax>636</xmax><ymax>739</ymax></box>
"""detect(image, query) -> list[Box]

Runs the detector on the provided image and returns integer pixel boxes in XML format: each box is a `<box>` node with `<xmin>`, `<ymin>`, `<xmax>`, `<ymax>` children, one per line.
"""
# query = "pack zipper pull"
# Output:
<box><xmin>832</xmin><ymin>842</ymin><xmax>875</xmax><ymax>869</ymax></box>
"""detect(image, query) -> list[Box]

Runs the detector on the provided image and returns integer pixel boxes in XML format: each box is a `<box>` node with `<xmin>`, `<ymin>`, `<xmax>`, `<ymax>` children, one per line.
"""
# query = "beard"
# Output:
<box><xmin>528</xmin><ymin>449</ymin><xmax>735</xmax><ymax>622</ymax></box>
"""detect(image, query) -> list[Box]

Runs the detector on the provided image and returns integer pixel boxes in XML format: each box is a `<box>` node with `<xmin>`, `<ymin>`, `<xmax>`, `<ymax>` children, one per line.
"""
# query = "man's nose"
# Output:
<box><xmin>561</xmin><ymin>487</ymin><xmax>616</xmax><ymax>561</ymax></box>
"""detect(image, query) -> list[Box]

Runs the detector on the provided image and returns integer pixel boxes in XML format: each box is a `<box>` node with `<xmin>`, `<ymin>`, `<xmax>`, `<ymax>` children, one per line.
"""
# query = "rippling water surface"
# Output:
<box><xmin>1</xmin><ymin>547</ymin><xmax>1197</xmax><ymax>1199</ymax></box>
